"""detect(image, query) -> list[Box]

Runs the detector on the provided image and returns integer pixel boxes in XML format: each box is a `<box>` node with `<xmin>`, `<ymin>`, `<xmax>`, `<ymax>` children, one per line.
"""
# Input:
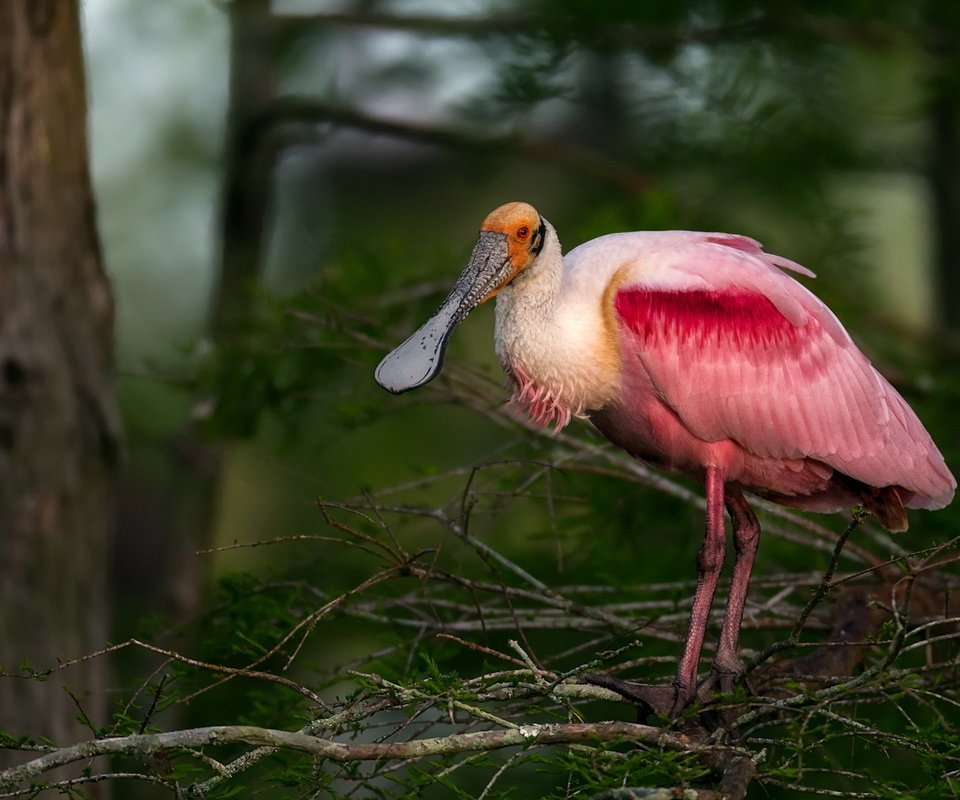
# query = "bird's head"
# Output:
<box><xmin>475</xmin><ymin>201</ymin><xmax>547</xmax><ymax>301</ymax></box>
<box><xmin>375</xmin><ymin>201</ymin><xmax>547</xmax><ymax>394</ymax></box>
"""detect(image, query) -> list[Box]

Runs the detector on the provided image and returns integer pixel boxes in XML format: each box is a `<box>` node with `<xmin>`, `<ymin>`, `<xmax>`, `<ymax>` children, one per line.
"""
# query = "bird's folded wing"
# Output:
<box><xmin>611</xmin><ymin>242</ymin><xmax>954</xmax><ymax>507</ymax></box>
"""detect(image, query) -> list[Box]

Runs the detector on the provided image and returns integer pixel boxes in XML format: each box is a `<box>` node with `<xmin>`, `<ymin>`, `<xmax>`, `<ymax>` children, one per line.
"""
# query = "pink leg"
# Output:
<box><xmin>672</xmin><ymin>465</ymin><xmax>727</xmax><ymax>706</ymax></box>
<box><xmin>582</xmin><ymin>466</ymin><xmax>736</xmax><ymax>719</ymax></box>
<box><xmin>711</xmin><ymin>487</ymin><xmax>761</xmax><ymax>681</ymax></box>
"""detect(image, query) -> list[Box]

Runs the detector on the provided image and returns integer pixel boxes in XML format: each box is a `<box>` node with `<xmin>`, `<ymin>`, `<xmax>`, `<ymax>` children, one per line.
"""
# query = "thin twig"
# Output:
<box><xmin>743</xmin><ymin>509</ymin><xmax>866</xmax><ymax>675</ymax></box>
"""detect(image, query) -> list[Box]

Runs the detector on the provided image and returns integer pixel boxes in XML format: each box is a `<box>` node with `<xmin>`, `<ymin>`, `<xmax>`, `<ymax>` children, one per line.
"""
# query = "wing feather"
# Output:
<box><xmin>609</xmin><ymin>238</ymin><xmax>954</xmax><ymax>507</ymax></box>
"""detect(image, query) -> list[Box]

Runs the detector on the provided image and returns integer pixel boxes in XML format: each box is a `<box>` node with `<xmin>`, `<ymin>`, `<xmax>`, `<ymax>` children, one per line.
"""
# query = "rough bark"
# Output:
<box><xmin>0</xmin><ymin>0</ymin><xmax>120</xmax><ymax>768</ymax></box>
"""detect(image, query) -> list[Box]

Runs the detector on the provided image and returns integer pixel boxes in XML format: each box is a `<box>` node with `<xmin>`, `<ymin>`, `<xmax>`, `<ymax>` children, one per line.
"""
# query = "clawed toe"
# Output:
<box><xmin>582</xmin><ymin>665</ymin><xmax>749</xmax><ymax>725</ymax></box>
<box><xmin>698</xmin><ymin>662</ymin><xmax>745</xmax><ymax>698</ymax></box>
<box><xmin>581</xmin><ymin>673</ymin><xmax>686</xmax><ymax>721</ymax></box>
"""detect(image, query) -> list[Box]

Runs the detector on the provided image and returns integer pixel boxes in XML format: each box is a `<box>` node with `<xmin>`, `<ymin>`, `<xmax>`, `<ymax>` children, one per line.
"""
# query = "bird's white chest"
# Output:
<box><xmin>493</xmin><ymin>283</ymin><xmax>620</xmax><ymax>430</ymax></box>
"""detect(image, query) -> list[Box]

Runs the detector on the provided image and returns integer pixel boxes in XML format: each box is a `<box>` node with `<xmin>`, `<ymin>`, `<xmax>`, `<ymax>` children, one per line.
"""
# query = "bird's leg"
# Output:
<box><xmin>582</xmin><ymin>466</ymin><xmax>728</xmax><ymax>721</ymax></box>
<box><xmin>705</xmin><ymin>487</ymin><xmax>761</xmax><ymax>693</ymax></box>
<box><xmin>670</xmin><ymin>465</ymin><xmax>728</xmax><ymax>713</ymax></box>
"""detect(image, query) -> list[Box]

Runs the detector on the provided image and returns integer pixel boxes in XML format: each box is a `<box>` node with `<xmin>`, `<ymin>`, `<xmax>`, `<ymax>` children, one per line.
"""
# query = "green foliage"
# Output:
<box><xmin>537</xmin><ymin>747</ymin><xmax>714</xmax><ymax>798</ymax></box>
<box><xmin>193</xmin><ymin>290</ymin><xmax>354</xmax><ymax>441</ymax></box>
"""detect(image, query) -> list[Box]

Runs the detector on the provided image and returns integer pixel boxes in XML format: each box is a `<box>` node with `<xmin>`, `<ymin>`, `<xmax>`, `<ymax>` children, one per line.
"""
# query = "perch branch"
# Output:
<box><xmin>0</xmin><ymin>721</ymin><xmax>738</xmax><ymax>791</ymax></box>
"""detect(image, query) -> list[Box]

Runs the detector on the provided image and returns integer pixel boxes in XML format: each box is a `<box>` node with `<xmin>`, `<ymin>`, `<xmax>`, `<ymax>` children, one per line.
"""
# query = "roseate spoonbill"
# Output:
<box><xmin>374</xmin><ymin>201</ymin><xmax>955</xmax><ymax>717</ymax></box>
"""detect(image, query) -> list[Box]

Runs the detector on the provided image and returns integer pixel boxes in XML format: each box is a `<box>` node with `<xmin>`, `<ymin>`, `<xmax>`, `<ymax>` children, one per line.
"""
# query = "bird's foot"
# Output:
<box><xmin>691</xmin><ymin>663</ymin><xmax>750</xmax><ymax>731</ymax></box>
<box><xmin>698</xmin><ymin>663</ymin><xmax>741</xmax><ymax>696</ymax></box>
<box><xmin>583</xmin><ymin>665</ymin><xmax>749</xmax><ymax>727</ymax></box>
<box><xmin>581</xmin><ymin>673</ymin><xmax>686</xmax><ymax>722</ymax></box>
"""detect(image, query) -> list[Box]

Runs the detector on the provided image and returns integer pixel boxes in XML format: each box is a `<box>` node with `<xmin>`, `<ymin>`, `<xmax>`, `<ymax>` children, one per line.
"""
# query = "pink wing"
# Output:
<box><xmin>612</xmin><ymin>237</ymin><xmax>955</xmax><ymax>509</ymax></box>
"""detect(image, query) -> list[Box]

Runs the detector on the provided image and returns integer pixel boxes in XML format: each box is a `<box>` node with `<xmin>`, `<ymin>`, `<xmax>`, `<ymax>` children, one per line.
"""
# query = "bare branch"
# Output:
<box><xmin>259</xmin><ymin>98</ymin><xmax>652</xmax><ymax>195</ymax></box>
<box><xmin>0</xmin><ymin>721</ymin><xmax>733</xmax><ymax>790</ymax></box>
<box><xmin>272</xmin><ymin>8</ymin><xmax>901</xmax><ymax>49</ymax></box>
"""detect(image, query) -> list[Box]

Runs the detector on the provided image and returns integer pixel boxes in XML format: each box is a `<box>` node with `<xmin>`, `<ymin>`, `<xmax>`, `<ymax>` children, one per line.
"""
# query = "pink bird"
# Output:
<box><xmin>375</xmin><ymin>201</ymin><xmax>956</xmax><ymax>717</ymax></box>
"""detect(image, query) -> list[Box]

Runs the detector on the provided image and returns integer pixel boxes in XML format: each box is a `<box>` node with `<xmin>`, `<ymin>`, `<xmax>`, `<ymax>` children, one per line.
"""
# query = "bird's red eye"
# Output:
<box><xmin>517</xmin><ymin>225</ymin><xmax>530</xmax><ymax>239</ymax></box>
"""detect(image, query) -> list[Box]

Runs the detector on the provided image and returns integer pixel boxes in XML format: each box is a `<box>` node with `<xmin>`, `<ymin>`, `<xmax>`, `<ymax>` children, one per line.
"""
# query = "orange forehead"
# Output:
<box><xmin>476</xmin><ymin>202</ymin><xmax>542</xmax><ymax>303</ymax></box>
<box><xmin>480</xmin><ymin>201</ymin><xmax>540</xmax><ymax>235</ymax></box>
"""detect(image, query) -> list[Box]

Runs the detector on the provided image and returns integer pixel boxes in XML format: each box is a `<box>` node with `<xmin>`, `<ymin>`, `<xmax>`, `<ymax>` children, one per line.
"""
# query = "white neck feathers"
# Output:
<box><xmin>493</xmin><ymin>221</ymin><xmax>621</xmax><ymax>428</ymax></box>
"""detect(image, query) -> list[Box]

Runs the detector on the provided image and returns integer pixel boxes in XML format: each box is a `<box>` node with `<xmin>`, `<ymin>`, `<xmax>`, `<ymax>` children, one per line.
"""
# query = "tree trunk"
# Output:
<box><xmin>929</xmin><ymin>87</ymin><xmax>960</xmax><ymax>336</ymax></box>
<box><xmin>926</xmin><ymin>5</ymin><xmax>960</xmax><ymax>337</ymax></box>
<box><xmin>216</xmin><ymin>0</ymin><xmax>278</xmax><ymax>336</ymax></box>
<box><xmin>0</xmin><ymin>0</ymin><xmax>120</xmax><ymax>774</ymax></box>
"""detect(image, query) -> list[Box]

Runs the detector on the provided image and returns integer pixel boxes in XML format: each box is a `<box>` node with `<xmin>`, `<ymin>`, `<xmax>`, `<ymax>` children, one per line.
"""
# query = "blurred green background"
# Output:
<box><xmin>78</xmin><ymin>1</ymin><xmax>960</xmax><ymax>796</ymax></box>
<box><xmin>89</xmin><ymin>0</ymin><xmax>958</xmax><ymax>591</ymax></box>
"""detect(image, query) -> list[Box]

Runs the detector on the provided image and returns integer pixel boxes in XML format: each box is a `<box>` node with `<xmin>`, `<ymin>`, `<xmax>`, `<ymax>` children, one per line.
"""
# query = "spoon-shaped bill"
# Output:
<box><xmin>374</xmin><ymin>231</ymin><xmax>510</xmax><ymax>394</ymax></box>
<box><xmin>374</xmin><ymin>300</ymin><xmax>461</xmax><ymax>394</ymax></box>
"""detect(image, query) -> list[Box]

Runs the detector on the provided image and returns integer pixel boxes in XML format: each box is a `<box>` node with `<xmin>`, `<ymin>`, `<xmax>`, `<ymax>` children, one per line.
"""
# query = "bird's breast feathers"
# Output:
<box><xmin>495</xmin><ymin>293</ymin><xmax>622</xmax><ymax>430</ymax></box>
